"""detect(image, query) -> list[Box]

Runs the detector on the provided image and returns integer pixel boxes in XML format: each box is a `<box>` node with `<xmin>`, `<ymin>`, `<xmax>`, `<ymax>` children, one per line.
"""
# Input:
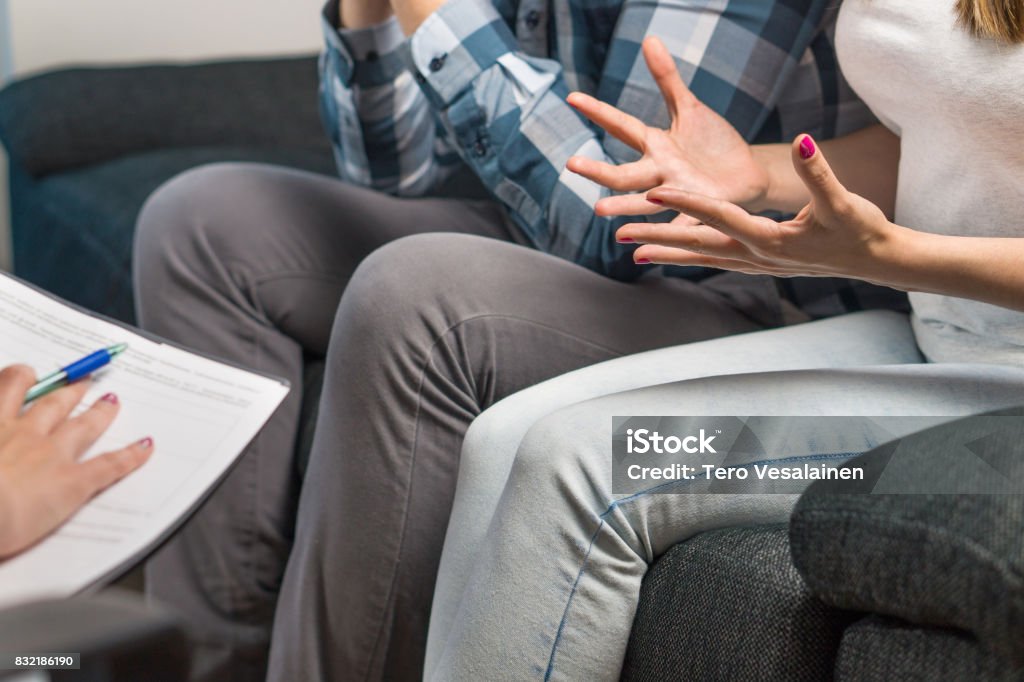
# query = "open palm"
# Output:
<box><xmin>566</xmin><ymin>36</ymin><xmax>768</xmax><ymax>218</ymax></box>
<box><xmin>616</xmin><ymin>136</ymin><xmax>898</xmax><ymax>284</ymax></box>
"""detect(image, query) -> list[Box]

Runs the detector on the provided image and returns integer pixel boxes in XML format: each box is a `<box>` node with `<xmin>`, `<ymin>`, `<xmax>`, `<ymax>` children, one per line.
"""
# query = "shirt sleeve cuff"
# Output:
<box><xmin>402</xmin><ymin>0</ymin><xmax>519</xmax><ymax>107</ymax></box>
<box><xmin>321</xmin><ymin>1</ymin><xmax>407</xmax><ymax>87</ymax></box>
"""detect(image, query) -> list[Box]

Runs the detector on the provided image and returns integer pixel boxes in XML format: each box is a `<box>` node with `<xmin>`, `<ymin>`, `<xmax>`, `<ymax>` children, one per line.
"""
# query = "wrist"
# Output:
<box><xmin>747</xmin><ymin>144</ymin><xmax>807</xmax><ymax>214</ymax></box>
<box><xmin>391</xmin><ymin>0</ymin><xmax>446</xmax><ymax>35</ymax></box>
<box><xmin>858</xmin><ymin>221</ymin><xmax>930</xmax><ymax>290</ymax></box>
<box><xmin>340</xmin><ymin>1</ymin><xmax>393</xmax><ymax>29</ymax></box>
<box><xmin>743</xmin><ymin>145</ymin><xmax>772</xmax><ymax>213</ymax></box>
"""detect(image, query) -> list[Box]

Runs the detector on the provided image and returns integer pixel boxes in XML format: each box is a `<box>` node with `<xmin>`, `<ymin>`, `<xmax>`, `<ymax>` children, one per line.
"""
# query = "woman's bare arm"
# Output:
<box><xmin>621</xmin><ymin>136</ymin><xmax>1024</xmax><ymax>313</ymax></box>
<box><xmin>751</xmin><ymin>124</ymin><xmax>900</xmax><ymax>218</ymax></box>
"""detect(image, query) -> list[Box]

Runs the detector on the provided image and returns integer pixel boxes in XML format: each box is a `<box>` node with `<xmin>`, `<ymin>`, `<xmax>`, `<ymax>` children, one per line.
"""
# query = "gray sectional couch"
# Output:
<box><xmin>1</xmin><ymin>57</ymin><xmax>1020</xmax><ymax>681</ymax></box>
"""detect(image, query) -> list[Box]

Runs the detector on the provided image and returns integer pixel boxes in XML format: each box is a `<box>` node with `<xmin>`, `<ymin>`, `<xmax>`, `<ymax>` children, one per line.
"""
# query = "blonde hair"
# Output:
<box><xmin>956</xmin><ymin>0</ymin><xmax>1024</xmax><ymax>42</ymax></box>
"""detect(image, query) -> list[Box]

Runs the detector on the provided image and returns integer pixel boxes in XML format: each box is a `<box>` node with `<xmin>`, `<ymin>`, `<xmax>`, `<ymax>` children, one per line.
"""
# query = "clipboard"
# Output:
<box><xmin>0</xmin><ymin>271</ymin><xmax>290</xmax><ymax>607</ymax></box>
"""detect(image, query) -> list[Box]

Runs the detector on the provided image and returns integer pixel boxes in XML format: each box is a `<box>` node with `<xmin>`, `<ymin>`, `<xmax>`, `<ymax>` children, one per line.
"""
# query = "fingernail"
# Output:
<box><xmin>138</xmin><ymin>437</ymin><xmax>154</xmax><ymax>450</ymax></box>
<box><xmin>799</xmin><ymin>135</ymin><xmax>816</xmax><ymax>160</ymax></box>
<box><xmin>617</xmin><ymin>237</ymin><xmax>635</xmax><ymax>243</ymax></box>
<box><xmin>100</xmin><ymin>393</ymin><xmax>118</xmax><ymax>405</ymax></box>
<box><xmin>647</xmin><ymin>197</ymin><xmax>664</xmax><ymax>205</ymax></box>
<box><xmin>636</xmin><ymin>258</ymin><xmax>652</xmax><ymax>265</ymax></box>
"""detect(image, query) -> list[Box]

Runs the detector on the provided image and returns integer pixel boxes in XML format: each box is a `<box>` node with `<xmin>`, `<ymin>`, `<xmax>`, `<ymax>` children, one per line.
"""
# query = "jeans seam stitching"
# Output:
<box><xmin>543</xmin><ymin>449</ymin><xmax>862</xmax><ymax>680</ymax></box>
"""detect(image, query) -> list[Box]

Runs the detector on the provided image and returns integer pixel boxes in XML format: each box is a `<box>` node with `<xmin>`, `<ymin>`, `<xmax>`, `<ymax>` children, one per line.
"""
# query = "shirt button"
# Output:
<box><xmin>473</xmin><ymin>141</ymin><xmax>488</xmax><ymax>157</ymax></box>
<box><xmin>525</xmin><ymin>10</ymin><xmax>541</xmax><ymax>29</ymax></box>
<box><xmin>429</xmin><ymin>54</ymin><xmax>447</xmax><ymax>72</ymax></box>
<box><xmin>366</xmin><ymin>50</ymin><xmax>379</xmax><ymax>62</ymax></box>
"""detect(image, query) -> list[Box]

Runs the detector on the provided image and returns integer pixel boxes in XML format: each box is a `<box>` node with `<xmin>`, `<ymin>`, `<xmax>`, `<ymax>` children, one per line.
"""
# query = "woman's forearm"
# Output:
<box><xmin>881</xmin><ymin>230</ymin><xmax>1024</xmax><ymax>312</ymax></box>
<box><xmin>340</xmin><ymin>0</ymin><xmax>393</xmax><ymax>29</ymax></box>
<box><xmin>391</xmin><ymin>0</ymin><xmax>446</xmax><ymax>34</ymax></box>
<box><xmin>751</xmin><ymin>124</ymin><xmax>900</xmax><ymax>217</ymax></box>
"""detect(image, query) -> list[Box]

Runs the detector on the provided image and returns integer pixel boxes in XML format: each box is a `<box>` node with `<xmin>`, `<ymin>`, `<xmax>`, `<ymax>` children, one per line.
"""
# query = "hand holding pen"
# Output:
<box><xmin>0</xmin><ymin>348</ymin><xmax>154</xmax><ymax>559</ymax></box>
<box><xmin>24</xmin><ymin>343</ymin><xmax>129</xmax><ymax>404</ymax></box>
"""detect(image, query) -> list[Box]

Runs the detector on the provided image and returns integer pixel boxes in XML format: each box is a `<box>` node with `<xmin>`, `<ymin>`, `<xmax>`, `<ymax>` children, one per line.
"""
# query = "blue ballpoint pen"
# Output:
<box><xmin>23</xmin><ymin>343</ymin><xmax>130</xmax><ymax>404</ymax></box>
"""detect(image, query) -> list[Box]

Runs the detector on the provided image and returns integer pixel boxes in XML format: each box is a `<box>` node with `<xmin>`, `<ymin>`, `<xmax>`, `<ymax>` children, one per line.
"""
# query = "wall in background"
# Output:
<box><xmin>0</xmin><ymin>150</ymin><xmax>8</xmax><ymax>271</ymax></box>
<box><xmin>1</xmin><ymin>0</ymin><xmax>13</xmax><ymax>270</ymax></box>
<box><xmin>0</xmin><ymin>0</ymin><xmax>326</xmax><ymax>271</ymax></box>
<box><xmin>7</xmin><ymin>0</ymin><xmax>325</xmax><ymax>76</ymax></box>
<box><xmin>0</xmin><ymin>1</ymin><xmax>11</xmax><ymax>79</ymax></box>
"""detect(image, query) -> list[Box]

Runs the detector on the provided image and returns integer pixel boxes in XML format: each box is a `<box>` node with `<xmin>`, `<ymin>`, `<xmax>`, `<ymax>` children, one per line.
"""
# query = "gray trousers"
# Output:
<box><xmin>133</xmin><ymin>163</ymin><xmax>783</xmax><ymax>681</ymax></box>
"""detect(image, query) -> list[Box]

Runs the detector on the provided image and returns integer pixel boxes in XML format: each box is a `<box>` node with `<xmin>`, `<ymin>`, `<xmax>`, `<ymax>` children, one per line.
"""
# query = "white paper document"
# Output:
<box><xmin>0</xmin><ymin>273</ymin><xmax>289</xmax><ymax>608</ymax></box>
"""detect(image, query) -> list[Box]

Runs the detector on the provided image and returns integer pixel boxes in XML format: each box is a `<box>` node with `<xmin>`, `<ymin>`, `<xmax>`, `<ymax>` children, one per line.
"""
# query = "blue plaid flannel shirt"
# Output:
<box><xmin>319</xmin><ymin>0</ymin><xmax>909</xmax><ymax>318</ymax></box>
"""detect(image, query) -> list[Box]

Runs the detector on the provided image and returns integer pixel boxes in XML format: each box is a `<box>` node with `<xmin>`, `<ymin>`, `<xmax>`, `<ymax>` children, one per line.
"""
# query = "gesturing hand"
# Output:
<box><xmin>618</xmin><ymin>135</ymin><xmax>906</xmax><ymax>283</ymax></box>
<box><xmin>0</xmin><ymin>365</ymin><xmax>153</xmax><ymax>559</ymax></box>
<box><xmin>565</xmin><ymin>36</ymin><xmax>769</xmax><ymax>219</ymax></box>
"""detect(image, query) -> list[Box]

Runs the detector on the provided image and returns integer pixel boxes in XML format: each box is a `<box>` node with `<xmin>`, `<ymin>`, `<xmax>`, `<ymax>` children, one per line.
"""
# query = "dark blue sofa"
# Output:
<box><xmin>0</xmin><ymin>56</ymin><xmax>335</xmax><ymax>323</ymax></box>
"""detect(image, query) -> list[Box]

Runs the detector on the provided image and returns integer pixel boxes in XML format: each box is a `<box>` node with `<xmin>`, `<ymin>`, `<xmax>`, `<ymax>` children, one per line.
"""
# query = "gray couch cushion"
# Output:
<box><xmin>622</xmin><ymin>524</ymin><xmax>852</xmax><ymax>681</ymax></box>
<box><xmin>835</xmin><ymin>615</ymin><xmax>1020</xmax><ymax>681</ymax></box>
<box><xmin>790</xmin><ymin>409</ymin><xmax>1024</xmax><ymax>667</ymax></box>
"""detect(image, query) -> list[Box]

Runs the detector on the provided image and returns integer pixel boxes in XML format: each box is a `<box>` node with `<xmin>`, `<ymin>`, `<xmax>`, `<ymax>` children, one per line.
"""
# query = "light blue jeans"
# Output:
<box><xmin>425</xmin><ymin>310</ymin><xmax>1024</xmax><ymax>681</ymax></box>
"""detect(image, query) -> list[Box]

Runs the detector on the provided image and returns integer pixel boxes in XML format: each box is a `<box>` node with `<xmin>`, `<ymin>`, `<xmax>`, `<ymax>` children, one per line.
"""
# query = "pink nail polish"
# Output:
<box><xmin>799</xmin><ymin>135</ymin><xmax>816</xmax><ymax>160</ymax></box>
<box><xmin>138</xmin><ymin>437</ymin><xmax>154</xmax><ymax>450</ymax></box>
<box><xmin>647</xmin><ymin>197</ymin><xmax>664</xmax><ymax>205</ymax></box>
<box><xmin>618</xmin><ymin>237</ymin><xmax>635</xmax><ymax>243</ymax></box>
<box><xmin>100</xmin><ymin>393</ymin><xmax>118</xmax><ymax>405</ymax></box>
<box><xmin>636</xmin><ymin>258</ymin><xmax>652</xmax><ymax>265</ymax></box>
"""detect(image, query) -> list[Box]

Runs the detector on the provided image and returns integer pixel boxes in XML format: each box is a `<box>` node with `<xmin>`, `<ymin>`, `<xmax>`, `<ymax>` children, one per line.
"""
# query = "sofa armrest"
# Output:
<box><xmin>0</xmin><ymin>56</ymin><xmax>329</xmax><ymax>177</ymax></box>
<box><xmin>789</xmin><ymin>407</ymin><xmax>1024</xmax><ymax>668</ymax></box>
<box><xmin>0</xmin><ymin>590</ymin><xmax>187</xmax><ymax>681</ymax></box>
<box><xmin>835</xmin><ymin>615</ymin><xmax>1019</xmax><ymax>681</ymax></box>
<box><xmin>623</xmin><ymin>525</ymin><xmax>853</xmax><ymax>682</ymax></box>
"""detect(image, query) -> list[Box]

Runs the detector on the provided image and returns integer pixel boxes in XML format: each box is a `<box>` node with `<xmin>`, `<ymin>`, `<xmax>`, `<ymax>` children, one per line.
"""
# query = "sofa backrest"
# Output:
<box><xmin>0</xmin><ymin>55</ymin><xmax>329</xmax><ymax>177</ymax></box>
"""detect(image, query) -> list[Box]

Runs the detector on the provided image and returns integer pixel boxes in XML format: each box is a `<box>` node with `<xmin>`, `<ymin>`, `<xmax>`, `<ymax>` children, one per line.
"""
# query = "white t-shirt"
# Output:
<box><xmin>836</xmin><ymin>0</ymin><xmax>1024</xmax><ymax>365</ymax></box>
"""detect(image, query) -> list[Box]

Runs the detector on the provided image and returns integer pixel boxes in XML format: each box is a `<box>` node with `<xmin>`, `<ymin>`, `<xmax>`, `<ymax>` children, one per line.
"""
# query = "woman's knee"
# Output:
<box><xmin>460</xmin><ymin>401</ymin><xmax>535</xmax><ymax>490</ymax></box>
<box><xmin>511</xmin><ymin>404</ymin><xmax>611</xmax><ymax>503</ymax></box>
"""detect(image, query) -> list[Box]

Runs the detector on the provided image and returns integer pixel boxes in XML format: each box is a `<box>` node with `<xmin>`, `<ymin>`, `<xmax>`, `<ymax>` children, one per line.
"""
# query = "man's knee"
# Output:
<box><xmin>336</xmin><ymin>233</ymin><xmax>506</xmax><ymax>342</ymax></box>
<box><xmin>135</xmin><ymin>163</ymin><xmax>273</xmax><ymax>272</ymax></box>
<box><xmin>351</xmin><ymin>232</ymin><xmax>502</xmax><ymax>293</ymax></box>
